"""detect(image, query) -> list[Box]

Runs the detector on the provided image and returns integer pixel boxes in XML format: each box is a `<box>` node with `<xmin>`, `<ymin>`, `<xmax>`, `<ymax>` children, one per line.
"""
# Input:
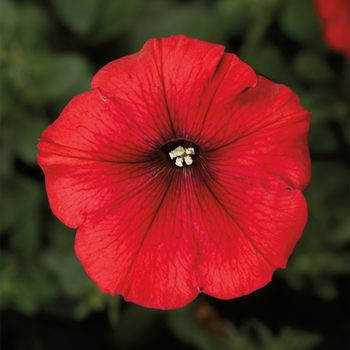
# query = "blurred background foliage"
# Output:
<box><xmin>0</xmin><ymin>0</ymin><xmax>349</xmax><ymax>349</ymax></box>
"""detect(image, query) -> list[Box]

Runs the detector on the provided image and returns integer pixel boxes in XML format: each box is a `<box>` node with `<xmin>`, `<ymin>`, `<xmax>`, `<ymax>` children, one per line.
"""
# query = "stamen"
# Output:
<box><xmin>169</xmin><ymin>146</ymin><xmax>185</xmax><ymax>160</ymax></box>
<box><xmin>184</xmin><ymin>155</ymin><xmax>193</xmax><ymax>165</ymax></box>
<box><xmin>175</xmin><ymin>157</ymin><xmax>184</xmax><ymax>167</ymax></box>
<box><xmin>169</xmin><ymin>146</ymin><xmax>195</xmax><ymax>167</ymax></box>
<box><xmin>185</xmin><ymin>147</ymin><xmax>195</xmax><ymax>155</ymax></box>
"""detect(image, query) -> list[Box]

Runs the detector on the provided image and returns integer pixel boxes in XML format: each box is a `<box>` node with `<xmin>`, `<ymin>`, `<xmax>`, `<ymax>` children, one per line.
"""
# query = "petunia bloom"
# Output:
<box><xmin>314</xmin><ymin>0</ymin><xmax>350</xmax><ymax>58</ymax></box>
<box><xmin>38</xmin><ymin>35</ymin><xmax>311</xmax><ymax>309</ymax></box>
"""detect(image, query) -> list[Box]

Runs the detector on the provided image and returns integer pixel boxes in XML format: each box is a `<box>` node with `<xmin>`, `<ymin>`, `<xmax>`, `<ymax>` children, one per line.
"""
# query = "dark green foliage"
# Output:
<box><xmin>0</xmin><ymin>0</ymin><xmax>348</xmax><ymax>349</ymax></box>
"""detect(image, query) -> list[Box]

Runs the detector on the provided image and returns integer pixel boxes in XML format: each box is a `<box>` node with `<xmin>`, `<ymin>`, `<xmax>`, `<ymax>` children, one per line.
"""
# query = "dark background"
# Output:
<box><xmin>1</xmin><ymin>0</ymin><xmax>349</xmax><ymax>349</ymax></box>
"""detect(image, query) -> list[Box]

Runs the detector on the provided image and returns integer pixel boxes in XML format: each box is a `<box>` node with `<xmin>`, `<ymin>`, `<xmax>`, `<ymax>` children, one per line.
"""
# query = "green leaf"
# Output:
<box><xmin>10</xmin><ymin>207</ymin><xmax>41</xmax><ymax>258</ymax></box>
<box><xmin>313</xmin><ymin>278</ymin><xmax>338</xmax><ymax>300</ymax></box>
<box><xmin>330</xmin><ymin>216</ymin><xmax>350</xmax><ymax>245</ymax></box>
<box><xmin>306</xmin><ymin>162</ymin><xmax>348</xmax><ymax>229</ymax></box>
<box><xmin>290</xmin><ymin>251</ymin><xmax>349</xmax><ymax>277</ymax></box>
<box><xmin>0</xmin><ymin>0</ymin><xmax>18</xmax><ymax>49</ymax></box>
<box><xmin>308</xmin><ymin>123</ymin><xmax>338</xmax><ymax>153</ymax></box>
<box><xmin>0</xmin><ymin>252</ymin><xmax>57</xmax><ymax>314</ymax></box>
<box><xmin>107</xmin><ymin>295</ymin><xmax>122</xmax><ymax>328</ymax></box>
<box><xmin>253</xmin><ymin>323</ymin><xmax>322</xmax><ymax>350</ymax></box>
<box><xmin>279</xmin><ymin>0</ymin><xmax>324</xmax><ymax>50</ymax></box>
<box><xmin>281</xmin><ymin>161</ymin><xmax>349</xmax><ymax>297</ymax></box>
<box><xmin>0</xmin><ymin>77</ymin><xmax>13</xmax><ymax>122</ymax></box>
<box><xmin>0</xmin><ymin>176</ymin><xmax>42</xmax><ymax>233</ymax></box>
<box><xmin>293</xmin><ymin>51</ymin><xmax>336</xmax><ymax>84</ymax></box>
<box><xmin>18</xmin><ymin>2</ymin><xmax>52</xmax><ymax>48</ymax></box>
<box><xmin>115</xmin><ymin>304</ymin><xmax>161</xmax><ymax>349</ymax></box>
<box><xmin>130</xmin><ymin>0</ymin><xmax>230</xmax><ymax>52</ymax></box>
<box><xmin>49</xmin><ymin>0</ymin><xmax>100</xmax><ymax>35</ymax></box>
<box><xmin>42</xmin><ymin>220</ymin><xmax>92</xmax><ymax>297</ymax></box>
<box><xmin>239</xmin><ymin>0</ymin><xmax>280</xmax><ymax>62</ymax></box>
<box><xmin>299</xmin><ymin>89</ymin><xmax>338</xmax><ymax>124</ymax></box>
<box><xmin>342</xmin><ymin>116</ymin><xmax>350</xmax><ymax>145</ymax></box>
<box><xmin>216</xmin><ymin>0</ymin><xmax>252</xmax><ymax>35</ymax></box>
<box><xmin>41</xmin><ymin>219</ymin><xmax>107</xmax><ymax>319</ymax></box>
<box><xmin>29</xmin><ymin>52</ymin><xmax>93</xmax><ymax>108</ymax></box>
<box><xmin>15</xmin><ymin>264</ymin><xmax>58</xmax><ymax>314</ymax></box>
<box><xmin>0</xmin><ymin>252</ymin><xmax>18</xmax><ymax>309</ymax></box>
<box><xmin>17</xmin><ymin>118</ymin><xmax>47</xmax><ymax>165</ymax></box>
<box><xmin>0</xmin><ymin>120</ymin><xmax>16</xmax><ymax>177</ymax></box>
<box><xmin>0</xmin><ymin>1</ymin><xmax>51</xmax><ymax>49</ymax></box>
<box><xmin>167</xmin><ymin>302</ymin><xmax>230</xmax><ymax>350</ymax></box>
<box><xmin>244</xmin><ymin>43</ymin><xmax>298</xmax><ymax>88</ymax></box>
<box><xmin>228</xmin><ymin>321</ymin><xmax>321</xmax><ymax>350</ymax></box>
<box><xmin>92</xmin><ymin>0</ymin><xmax>142</xmax><ymax>42</ymax></box>
<box><xmin>42</xmin><ymin>248</ymin><xmax>91</xmax><ymax>297</ymax></box>
<box><xmin>73</xmin><ymin>300</ymin><xmax>94</xmax><ymax>320</ymax></box>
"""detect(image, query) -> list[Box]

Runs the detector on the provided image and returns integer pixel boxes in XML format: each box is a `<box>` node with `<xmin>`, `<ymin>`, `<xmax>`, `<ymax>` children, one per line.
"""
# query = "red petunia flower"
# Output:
<box><xmin>38</xmin><ymin>35</ymin><xmax>311</xmax><ymax>309</ymax></box>
<box><xmin>314</xmin><ymin>0</ymin><xmax>350</xmax><ymax>58</ymax></box>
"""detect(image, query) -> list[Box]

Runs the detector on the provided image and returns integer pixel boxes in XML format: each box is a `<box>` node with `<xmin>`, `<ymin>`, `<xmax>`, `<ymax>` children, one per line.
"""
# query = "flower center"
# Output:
<box><xmin>169</xmin><ymin>146</ymin><xmax>195</xmax><ymax>167</ymax></box>
<box><xmin>150</xmin><ymin>139</ymin><xmax>205</xmax><ymax>176</ymax></box>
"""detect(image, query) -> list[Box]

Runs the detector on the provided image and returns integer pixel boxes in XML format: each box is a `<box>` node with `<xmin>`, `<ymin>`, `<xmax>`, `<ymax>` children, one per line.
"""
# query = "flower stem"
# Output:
<box><xmin>239</xmin><ymin>0</ymin><xmax>280</xmax><ymax>62</ymax></box>
<box><xmin>108</xmin><ymin>295</ymin><xmax>121</xmax><ymax>328</ymax></box>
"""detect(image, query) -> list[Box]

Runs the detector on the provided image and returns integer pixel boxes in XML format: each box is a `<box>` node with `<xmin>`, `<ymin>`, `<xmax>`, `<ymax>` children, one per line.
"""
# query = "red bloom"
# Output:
<box><xmin>38</xmin><ymin>35</ymin><xmax>311</xmax><ymax>309</ymax></box>
<box><xmin>314</xmin><ymin>0</ymin><xmax>350</xmax><ymax>58</ymax></box>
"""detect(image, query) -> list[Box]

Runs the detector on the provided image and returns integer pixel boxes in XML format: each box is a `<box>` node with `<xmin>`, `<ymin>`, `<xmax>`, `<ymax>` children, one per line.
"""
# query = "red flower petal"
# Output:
<box><xmin>74</xmin><ymin>177</ymin><xmax>201</xmax><ymax>309</ymax></box>
<box><xmin>195</xmin><ymin>175</ymin><xmax>308</xmax><ymax>299</ymax></box>
<box><xmin>92</xmin><ymin>35</ymin><xmax>257</xmax><ymax>141</ymax></box>
<box><xmin>73</xmin><ymin>170</ymin><xmax>307</xmax><ymax>308</ymax></box>
<box><xmin>38</xmin><ymin>35</ymin><xmax>311</xmax><ymax>309</ymax></box>
<box><xmin>314</xmin><ymin>0</ymin><xmax>350</xmax><ymax>58</ymax></box>
<box><xmin>38</xmin><ymin>89</ymin><xmax>158</xmax><ymax>228</ymax></box>
<box><xmin>203</xmin><ymin>76</ymin><xmax>311</xmax><ymax>191</ymax></box>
